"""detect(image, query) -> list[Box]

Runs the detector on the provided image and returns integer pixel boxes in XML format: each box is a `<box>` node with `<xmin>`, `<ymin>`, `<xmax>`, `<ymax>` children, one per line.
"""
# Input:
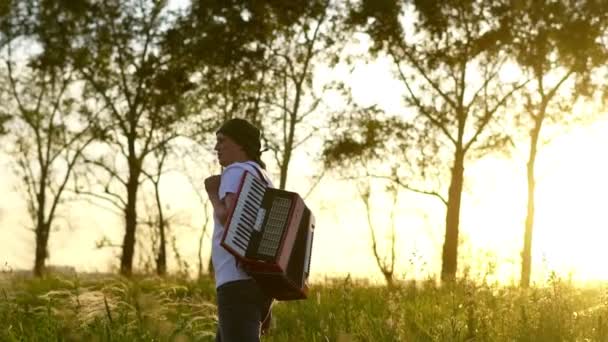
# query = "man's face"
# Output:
<box><xmin>214</xmin><ymin>133</ymin><xmax>244</xmax><ymax>167</ymax></box>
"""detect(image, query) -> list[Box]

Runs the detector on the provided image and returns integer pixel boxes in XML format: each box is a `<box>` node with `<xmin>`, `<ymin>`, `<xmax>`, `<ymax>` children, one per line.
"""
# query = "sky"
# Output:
<box><xmin>1</xmin><ymin>66</ymin><xmax>607</xmax><ymax>285</ymax></box>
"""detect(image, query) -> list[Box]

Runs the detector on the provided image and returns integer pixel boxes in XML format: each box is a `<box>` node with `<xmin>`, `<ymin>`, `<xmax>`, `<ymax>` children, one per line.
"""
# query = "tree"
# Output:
<box><xmin>155</xmin><ymin>1</ymin><xmax>340</xmax><ymax>278</ymax></box>
<box><xmin>358</xmin><ymin>178</ymin><xmax>399</xmax><ymax>287</ymax></box>
<box><xmin>0</xmin><ymin>0</ymin><xmax>9</xmax><ymax>48</ymax></box>
<box><xmin>258</xmin><ymin>0</ymin><xmax>346</xmax><ymax>190</ymax></box>
<box><xmin>338</xmin><ymin>0</ymin><xmax>526</xmax><ymax>282</ymax></box>
<box><xmin>177</xmin><ymin>147</ymin><xmax>215</xmax><ymax>279</ymax></box>
<box><xmin>168</xmin><ymin>1</ymin><xmax>346</xmax><ymax>194</ymax></box>
<box><xmin>142</xmin><ymin>146</ymin><xmax>170</xmax><ymax>276</ymax></box>
<box><xmin>1</xmin><ymin>22</ymin><xmax>97</xmax><ymax>276</ymax></box>
<box><xmin>164</xmin><ymin>1</ymin><xmax>322</xmax><ymax>135</ymax></box>
<box><xmin>0</xmin><ymin>0</ymin><xmax>31</xmax><ymax>134</ymax></box>
<box><xmin>0</xmin><ymin>0</ymin><xmax>23</xmax><ymax>50</ymax></box>
<box><xmin>57</xmin><ymin>0</ymin><xmax>194</xmax><ymax>276</ymax></box>
<box><xmin>323</xmin><ymin>106</ymin><xmax>403</xmax><ymax>287</ymax></box>
<box><xmin>504</xmin><ymin>0</ymin><xmax>608</xmax><ymax>287</ymax></box>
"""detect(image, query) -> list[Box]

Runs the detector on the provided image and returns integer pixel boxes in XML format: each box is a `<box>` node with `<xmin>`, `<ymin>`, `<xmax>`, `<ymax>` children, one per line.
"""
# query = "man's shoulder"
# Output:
<box><xmin>223</xmin><ymin>162</ymin><xmax>273</xmax><ymax>187</ymax></box>
<box><xmin>221</xmin><ymin>163</ymin><xmax>254</xmax><ymax>182</ymax></box>
<box><xmin>223</xmin><ymin>162</ymin><xmax>251</xmax><ymax>174</ymax></box>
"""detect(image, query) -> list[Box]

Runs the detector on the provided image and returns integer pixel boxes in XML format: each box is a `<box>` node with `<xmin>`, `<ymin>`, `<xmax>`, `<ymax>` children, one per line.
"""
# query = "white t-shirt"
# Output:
<box><xmin>211</xmin><ymin>161</ymin><xmax>274</xmax><ymax>288</ymax></box>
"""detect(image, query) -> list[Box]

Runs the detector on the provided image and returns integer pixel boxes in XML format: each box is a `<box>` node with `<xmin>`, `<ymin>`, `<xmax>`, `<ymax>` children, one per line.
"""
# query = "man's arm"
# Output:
<box><xmin>205</xmin><ymin>174</ymin><xmax>237</xmax><ymax>224</ymax></box>
<box><xmin>210</xmin><ymin>192</ymin><xmax>237</xmax><ymax>224</ymax></box>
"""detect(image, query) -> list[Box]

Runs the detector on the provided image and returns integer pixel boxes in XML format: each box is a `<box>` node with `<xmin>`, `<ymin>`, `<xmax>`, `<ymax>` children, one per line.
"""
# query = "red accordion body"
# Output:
<box><xmin>220</xmin><ymin>171</ymin><xmax>315</xmax><ymax>300</ymax></box>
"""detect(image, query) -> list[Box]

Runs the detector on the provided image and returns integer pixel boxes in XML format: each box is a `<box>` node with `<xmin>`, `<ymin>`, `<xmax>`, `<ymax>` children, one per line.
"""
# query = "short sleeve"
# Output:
<box><xmin>219</xmin><ymin>166</ymin><xmax>246</xmax><ymax>200</ymax></box>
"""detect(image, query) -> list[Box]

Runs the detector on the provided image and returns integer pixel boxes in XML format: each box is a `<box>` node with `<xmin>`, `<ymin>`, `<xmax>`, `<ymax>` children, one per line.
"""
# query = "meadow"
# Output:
<box><xmin>1</xmin><ymin>272</ymin><xmax>607</xmax><ymax>341</ymax></box>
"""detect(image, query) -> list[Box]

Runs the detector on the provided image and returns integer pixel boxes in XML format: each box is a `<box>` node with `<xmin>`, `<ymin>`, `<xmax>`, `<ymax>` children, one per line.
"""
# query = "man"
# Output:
<box><xmin>204</xmin><ymin>118</ymin><xmax>273</xmax><ymax>342</ymax></box>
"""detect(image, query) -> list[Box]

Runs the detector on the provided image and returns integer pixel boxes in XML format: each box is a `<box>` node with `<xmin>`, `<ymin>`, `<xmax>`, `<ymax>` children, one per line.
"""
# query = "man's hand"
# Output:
<box><xmin>204</xmin><ymin>175</ymin><xmax>221</xmax><ymax>196</ymax></box>
<box><xmin>205</xmin><ymin>175</ymin><xmax>233</xmax><ymax>224</ymax></box>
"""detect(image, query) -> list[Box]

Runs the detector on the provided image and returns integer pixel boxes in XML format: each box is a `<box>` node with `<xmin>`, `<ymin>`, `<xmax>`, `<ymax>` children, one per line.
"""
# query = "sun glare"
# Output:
<box><xmin>532</xmin><ymin>120</ymin><xmax>608</xmax><ymax>282</ymax></box>
<box><xmin>461</xmin><ymin>118</ymin><xmax>608</xmax><ymax>284</ymax></box>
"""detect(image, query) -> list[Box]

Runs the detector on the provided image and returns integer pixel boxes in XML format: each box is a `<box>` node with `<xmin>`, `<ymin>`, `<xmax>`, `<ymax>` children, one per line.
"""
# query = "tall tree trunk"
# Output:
<box><xmin>120</xmin><ymin>155</ymin><xmax>140</xmax><ymax>276</ymax></box>
<box><xmin>197</xmin><ymin>229</ymin><xmax>204</xmax><ymax>279</ymax></box>
<box><xmin>34</xmin><ymin>222</ymin><xmax>50</xmax><ymax>277</ymax></box>
<box><xmin>155</xmin><ymin>185</ymin><xmax>167</xmax><ymax>276</ymax></box>
<box><xmin>197</xmin><ymin>221</ymin><xmax>208</xmax><ymax>279</ymax></box>
<box><xmin>521</xmin><ymin>115</ymin><xmax>544</xmax><ymax>287</ymax></box>
<box><xmin>150</xmin><ymin>150</ymin><xmax>169</xmax><ymax>276</ymax></box>
<box><xmin>441</xmin><ymin>148</ymin><xmax>465</xmax><ymax>282</ymax></box>
<box><xmin>156</xmin><ymin>225</ymin><xmax>167</xmax><ymax>276</ymax></box>
<box><xmin>197</xmin><ymin>201</ymin><xmax>211</xmax><ymax>279</ymax></box>
<box><xmin>33</xmin><ymin>170</ymin><xmax>48</xmax><ymax>277</ymax></box>
<box><xmin>208</xmin><ymin>258</ymin><xmax>214</xmax><ymax>279</ymax></box>
<box><xmin>279</xmin><ymin>149</ymin><xmax>291</xmax><ymax>190</ymax></box>
<box><xmin>278</xmin><ymin>84</ymin><xmax>301</xmax><ymax>190</ymax></box>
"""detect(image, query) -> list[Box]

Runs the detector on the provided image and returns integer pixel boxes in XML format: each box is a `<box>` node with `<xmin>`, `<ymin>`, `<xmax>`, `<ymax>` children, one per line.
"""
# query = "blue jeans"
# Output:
<box><xmin>215</xmin><ymin>279</ymin><xmax>273</xmax><ymax>342</ymax></box>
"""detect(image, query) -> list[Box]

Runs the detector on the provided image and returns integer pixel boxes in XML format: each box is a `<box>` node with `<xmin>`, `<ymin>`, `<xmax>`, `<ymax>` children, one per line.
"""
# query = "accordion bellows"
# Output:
<box><xmin>220</xmin><ymin>171</ymin><xmax>315</xmax><ymax>300</ymax></box>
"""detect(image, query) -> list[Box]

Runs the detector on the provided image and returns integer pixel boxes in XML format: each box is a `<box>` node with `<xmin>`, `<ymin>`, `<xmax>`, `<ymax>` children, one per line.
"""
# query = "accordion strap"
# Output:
<box><xmin>244</xmin><ymin>161</ymin><xmax>268</xmax><ymax>186</ymax></box>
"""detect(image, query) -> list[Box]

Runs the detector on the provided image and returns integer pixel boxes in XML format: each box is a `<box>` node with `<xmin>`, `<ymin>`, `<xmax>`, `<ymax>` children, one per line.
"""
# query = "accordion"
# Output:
<box><xmin>220</xmin><ymin>171</ymin><xmax>315</xmax><ymax>300</ymax></box>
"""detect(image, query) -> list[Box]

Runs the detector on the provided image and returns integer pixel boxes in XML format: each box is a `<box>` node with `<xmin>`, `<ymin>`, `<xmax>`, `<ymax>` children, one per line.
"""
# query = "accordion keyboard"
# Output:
<box><xmin>224</xmin><ymin>172</ymin><xmax>266</xmax><ymax>257</ymax></box>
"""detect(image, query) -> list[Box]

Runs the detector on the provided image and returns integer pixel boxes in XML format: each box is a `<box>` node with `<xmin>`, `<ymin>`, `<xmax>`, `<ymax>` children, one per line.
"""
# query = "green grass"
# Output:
<box><xmin>1</xmin><ymin>273</ymin><xmax>607</xmax><ymax>341</ymax></box>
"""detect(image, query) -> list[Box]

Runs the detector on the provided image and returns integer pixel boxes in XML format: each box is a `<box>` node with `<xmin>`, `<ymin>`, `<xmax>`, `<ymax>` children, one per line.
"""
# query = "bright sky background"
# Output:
<box><xmin>1</xmin><ymin>56</ymin><xmax>607</xmax><ymax>285</ymax></box>
<box><xmin>1</xmin><ymin>0</ymin><xmax>607</xmax><ymax>286</ymax></box>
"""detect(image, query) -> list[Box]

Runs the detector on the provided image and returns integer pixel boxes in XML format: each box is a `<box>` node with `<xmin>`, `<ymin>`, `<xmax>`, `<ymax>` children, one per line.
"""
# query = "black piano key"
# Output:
<box><xmin>236</xmin><ymin>228</ymin><xmax>251</xmax><ymax>242</ymax></box>
<box><xmin>240</xmin><ymin>204</ymin><xmax>255</xmax><ymax>216</ymax></box>
<box><xmin>243</xmin><ymin>205</ymin><xmax>257</xmax><ymax>218</ymax></box>
<box><xmin>236</xmin><ymin>222</ymin><xmax>252</xmax><ymax>236</ymax></box>
<box><xmin>238</xmin><ymin>206</ymin><xmax>251</xmax><ymax>218</ymax></box>
<box><xmin>246</xmin><ymin>200</ymin><xmax>259</xmax><ymax>210</ymax></box>
<box><xmin>252</xmin><ymin>191</ymin><xmax>264</xmax><ymax>201</ymax></box>
<box><xmin>240</xmin><ymin>215</ymin><xmax>254</xmax><ymax>227</ymax></box>
<box><xmin>248</xmin><ymin>182</ymin><xmax>263</xmax><ymax>193</ymax></box>
<box><xmin>243</xmin><ymin>198</ymin><xmax>258</xmax><ymax>209</ymax></box>
<box><xmin>248</xmin><ymin>198</ymin><xmax>262</xmax><ymax>208</ymax></box>
<box><xmin>233</xmin><ymin>236</ymin><xmax>248</xmax><ymax>250</ymax></box>
<box><xmin>247</xmin><ymin>185</ymin><xmax>263</xmax><ymax>196</ymax></box>
<box><xmin>250</xmin><ymin>187</ymin><xmax>264</xmax><ymax>199</ymax></box>
<box><xmin>237</xmin><ymin>208</ymin><xmax>254</xmax><ymax>221</ymax></box>
<box><xmin>237</xmin><ymin>235</ymin><xmax>249</xmax><ymax>247</ymax></box>
<box><xmin>247</xmin><ymin>183</ymin><xmax>261</xmax><ymax>194</ymax></box>
<box><xmin>238</xmin><ymin>229</ymin><xmax>250</xmax><ymax>240</ymax></box>
<box><xmin>250</xmin><ymin>179</ymin><xmax>263</xmax><ymax>189</ymax></box>
<box><xmin>230</xmin><ymin>238</ymin><xmax>245</xmax><ymax>251</ymax></box>
<box><xmin>242</xmin><ymin>199</ymin><xmax>254</xmax><ymax>208</ymax></box>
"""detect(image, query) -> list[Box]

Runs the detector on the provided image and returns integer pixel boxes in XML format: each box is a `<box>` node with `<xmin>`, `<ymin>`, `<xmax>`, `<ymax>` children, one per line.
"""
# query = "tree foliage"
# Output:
<box><xmin>500</xmin><ymin>0</ymin><xmax>608</xmax><ymax>287</ymax></box>
<box><xmin>33</xmin><ymin>0</ymin><xmax>196</xmax><ymax>276</ymax></box>
<box><xmin>258</xmin><ymin>0</ymin><xmax>346</xmax><ymax>189</ymax></box>
<box><xmin>333</xmin><ymin>0</ymin><xmax>526</xmax><ymax>281</ymax></box>
<box><xmin>0</xmin><ymin>0</ymin><xmax>98</xmax><ymax>275</ymax></box>
<box><xmin>165</xmin><ymin>1</ymin><xmax>328</xmax><ymax>136</ymax></box>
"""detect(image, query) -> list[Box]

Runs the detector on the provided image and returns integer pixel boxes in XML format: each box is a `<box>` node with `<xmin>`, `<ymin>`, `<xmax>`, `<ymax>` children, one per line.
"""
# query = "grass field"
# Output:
<box><xmin>1</xmin><ymin>273</ymin><xmax>607</xmax><ymax>341</ymax></box>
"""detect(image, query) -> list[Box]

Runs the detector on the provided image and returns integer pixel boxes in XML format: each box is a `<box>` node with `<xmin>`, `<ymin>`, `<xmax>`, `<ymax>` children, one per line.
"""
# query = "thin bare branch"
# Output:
<box><xmin>464</xmin><ymin>79</ymin><xmax>530</xmax><ymax>152</ymax></box>
<box><xmin>83</xmin><ymin>157</ymin><xmax>128</xmax><ymax>186</ymax></box>
<box><xmin>77</xmin><ymin>189</ymin><xmax>126</xmax><ymax>212</ymax></box>
<box><xmin>391</xmin><ymin>51</ymin><xmax>456</xmax><ymax>145</ymax></box>
<box><xmin>366</xmin><ymin>174</ymin><xmax>448</xmax><ymax>206</ymax></box>
<box><xmin>394</xmin><ymin>40</ymin><xmax>459</xmax><ymax>112</ymax></box>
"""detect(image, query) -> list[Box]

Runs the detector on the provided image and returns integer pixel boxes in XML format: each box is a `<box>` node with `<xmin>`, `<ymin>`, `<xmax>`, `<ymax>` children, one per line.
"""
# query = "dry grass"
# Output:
<box><xmin>1</xmin><ymin>272</ymin><xmax>607</xmax><ymax>341</ymax></box>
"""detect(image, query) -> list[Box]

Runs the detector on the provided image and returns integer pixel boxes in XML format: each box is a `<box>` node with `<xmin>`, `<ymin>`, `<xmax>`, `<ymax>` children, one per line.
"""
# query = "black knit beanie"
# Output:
<box><xmin>217</xmin><ymin>118</ymin><xmax>265</xmax><ymax>168</ymax></box>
